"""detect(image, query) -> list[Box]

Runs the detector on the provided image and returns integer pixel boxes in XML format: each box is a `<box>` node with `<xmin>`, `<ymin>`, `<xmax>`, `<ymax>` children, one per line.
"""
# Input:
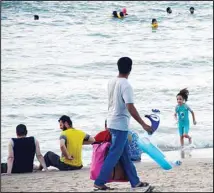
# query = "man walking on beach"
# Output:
<box><xmin>94</xmin><ymin>57</ymin><xmax>153</xmax><ymax>190</ymax></box>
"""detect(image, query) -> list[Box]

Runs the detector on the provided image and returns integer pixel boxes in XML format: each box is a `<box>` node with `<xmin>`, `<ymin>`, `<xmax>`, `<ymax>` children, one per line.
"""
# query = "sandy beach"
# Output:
<box><xmin>1</xmin><ymin>157</ymin><xmax>213</xmax><ymax>192</ymax></box>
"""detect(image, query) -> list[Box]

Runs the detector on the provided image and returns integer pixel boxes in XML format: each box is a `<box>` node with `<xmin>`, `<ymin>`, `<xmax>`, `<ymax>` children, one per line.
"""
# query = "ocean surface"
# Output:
<box><xmin>1</xmin><ymin>1</ymin><xmax>213</xmax><ymax>165</ymax></box>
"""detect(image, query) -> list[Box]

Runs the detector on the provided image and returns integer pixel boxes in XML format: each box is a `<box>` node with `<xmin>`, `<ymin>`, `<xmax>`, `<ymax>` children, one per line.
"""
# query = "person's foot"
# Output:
<box><xmin>180</xmin><ymin>149</ymin><xmax>185</xmax><ymax>159</ymax></box>
<box><xmin>189</xmin><ymin>137</ymin><xmax>192</xmax><ymax>144</ymax></box>
<box><xmin>133</xmin><ymin>182</ymin><xmax>154</xmax><ymax>192</ymax></box>
<box><xmin>94</xmin><ymin>184</ymin><xmax>114</xmax><ymax>191</ymax></box>
<box><xmin>134</xmin><ymin>182</ymin><xmax>150</xmax><ymax>188</ymax></box>
<box><xmin>189</xmin><ymin>143</ymin><xmax>196</xmax><ymax>149</ymax></box>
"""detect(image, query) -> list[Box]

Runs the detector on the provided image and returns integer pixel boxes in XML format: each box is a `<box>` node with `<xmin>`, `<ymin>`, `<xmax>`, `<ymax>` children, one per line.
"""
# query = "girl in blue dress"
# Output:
<box><xmin>174</xmin><ymin>88</ymin><xmax>197</xmax><ymax>148</ymax></box>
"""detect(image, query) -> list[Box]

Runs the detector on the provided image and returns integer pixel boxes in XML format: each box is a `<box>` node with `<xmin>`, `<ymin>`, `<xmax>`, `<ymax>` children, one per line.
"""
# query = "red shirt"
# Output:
<box><xmin>94</xmin><ymin>130</ymin><xmax>111</xmax><ymax>142</ymax></box>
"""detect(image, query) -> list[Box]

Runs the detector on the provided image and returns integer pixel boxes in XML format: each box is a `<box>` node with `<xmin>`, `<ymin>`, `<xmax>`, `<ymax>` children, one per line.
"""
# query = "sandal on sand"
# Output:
<box><xmin>94</xmin><ymin>185</ymin><xmax>114</xmax><ymax>191</ymax></box>
<box><xmin>134</xmin><ymin>185</ymin><xmax>155</xmax><ymax>193</ymax></box>
<box><xmin>134</xmin><ymin>182</ymin><xmax>150</xmax><ymax>188</ymax></box>
<box><xmin>146</xmin><ymin>186</ymin><xmax>155</xmax><ymax>192</ymax></box>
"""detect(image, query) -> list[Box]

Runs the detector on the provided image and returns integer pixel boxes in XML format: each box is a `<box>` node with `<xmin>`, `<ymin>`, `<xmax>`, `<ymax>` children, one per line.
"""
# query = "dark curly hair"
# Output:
<box><xmin>177</xmin><ymin>88</ymin><xmax>189</xmax><ymax>101</ymax></box>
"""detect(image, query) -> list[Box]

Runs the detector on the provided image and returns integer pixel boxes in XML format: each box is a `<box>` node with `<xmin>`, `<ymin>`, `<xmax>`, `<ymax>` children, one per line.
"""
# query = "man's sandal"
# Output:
<box><xmin>93</xmin><ymin>184</ymin><xmax>114</xmax><ymax>191</ymax></box>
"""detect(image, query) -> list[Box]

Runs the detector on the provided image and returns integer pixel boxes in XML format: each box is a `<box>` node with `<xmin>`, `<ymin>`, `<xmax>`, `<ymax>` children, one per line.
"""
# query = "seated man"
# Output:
<box><xmin>1</xmin><ymin>124</ymin><xmax>48</xmax><ymax>174</ymax></box>
<box><xmin>39</xmin><ymin>115</ymin><xmax>95</xmax><ymax>171</ymax></box>
<box><xmin>94</xmin><ymin>120</ymin><xmax>143</xmax><ymax>161</ymax></box>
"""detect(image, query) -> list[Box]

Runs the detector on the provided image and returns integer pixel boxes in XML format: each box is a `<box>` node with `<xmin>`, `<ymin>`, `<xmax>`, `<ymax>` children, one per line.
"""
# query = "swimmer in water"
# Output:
<box><xmin>34</xmin><ymin>15</ymin><xmax>39</xmax><ymax>20</ymax></box>
<box><xmin>166</xmin><ymin>7</ymin><xmax>172</xmax><ymax>14</ymax></box>
<box><xmin>151</xmin><ymin>18</ymin><xmax>158</xmax><ymax>28</ymax></box>
<box><xmin>112</xmin><ymin>11</ymin><xmax>124</xmax><ymax>19</ymax></box>
<box><xmin>112</xmin><ymin>11</ymin><xmax>118</xmax><ymax>18</ymax></box>
<box><xmin>122</xmin><ymin>8</ymin><xmax>128</xmax><ymax>15</ymax></box>
<box><xmin>190</xmin><ymin>7</ymin><xmax>194</xmax><ymax>14</ymax></box>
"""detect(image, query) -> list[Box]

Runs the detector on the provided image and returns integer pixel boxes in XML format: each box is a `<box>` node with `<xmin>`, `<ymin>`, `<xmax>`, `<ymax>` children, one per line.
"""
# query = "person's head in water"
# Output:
<box><xmin>117</xmin><ymin>57</ymin><xmax>132</xmax><ymax>77</ymax></box>
<box><xmin>34</xmin><ymin>15</ymin><xmax>39</xmax><ymax>20</ymax></box>
<box><xmin>151</xmin><ymin>18</ymin><xmax>158</xmax><ymax>28</ymax></box>
<box><xmin>117</xmin><ymin>12</ymin><xmax>124</xmax><ymax>18</ymax></box>
<box><xmin>166</xmin><ymin>7</ymin><xmax>172</xmax><ymax>14</ymax></box>
<box><xmin>112</xmin><ymin>11</ymin><xmax>117</xmax><ymax>18</ymax></box>
<box><xmin>176</xmin><ymin>88</ymin><xmax>189</xmax><ymax>105</ymax></box>
<box><xmin>190</xmin><ymin>7</ymin><xmax>194</xmax><ymax>14</ymax></box>
<box><xmin>152</xmin><ymin>18</ymin><xmax>157</xmax><ymax>24</ymax></box>
<box><xmin>58</xmin><ymin>115</ymin><xmax>73</xmax><ymax>131</ymax></box>
<box><xmin>112</xmin><ymin>11</ymin><xmax>124</xmax><ymax>18</ymax></box>
<box><xmin>16</xmin><ymin>124</ymin><xmax>27</xmax><ymax>137</ymax></box>
<box><xmin>122</xmin><ymin>8</ymin><xmax>128</xmax><ymax>15</ymax></box>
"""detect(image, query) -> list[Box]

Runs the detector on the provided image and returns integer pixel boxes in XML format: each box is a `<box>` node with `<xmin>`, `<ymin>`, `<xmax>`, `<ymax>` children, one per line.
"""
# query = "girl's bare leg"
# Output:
<box><xmin>184</xmin><ymin>134</ymin><xmax>192</xmax><ymax>144</ymax></box>
<box><xmin>180</xmin><ymin>136</ymin><xmax>184</xmax><ymax>147</ymax></box>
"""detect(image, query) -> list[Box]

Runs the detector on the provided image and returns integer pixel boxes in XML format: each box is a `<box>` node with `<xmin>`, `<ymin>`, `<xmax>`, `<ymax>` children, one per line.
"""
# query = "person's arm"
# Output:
<box><xmin>7</xmin><ymin>140</ymin><xmax>14</xmax><ymax>174</ymax></box>
<box><xmin>191</xmin><ymin>111</ymin><xmax>196</xmax><ymax>125</ymax></box>
<box><xmin>35</xmin><ymin>139</ymin><xmax>48</xmax><ymax>171</ymax></box>
<box><xmin>126</xmin><ymin>104</ymin><xmax>152</xmax><ymax>132</ymax></box>
<box><xmin>186</xmin><ymin>104</ymin><xmax>196</xmax><ymax>125</ymax></box>
<box><xmin>59</xmin><ymin>137</ymin><xmax>73</xmax><ymax>160</ymax></box>
<box><xmin>83</xmin><ymin>134</ymin><xmax>95</xmax><ymax>145</ymax></box>
<box><xmin>123</xmin><ymin>85</ymin><xmax>152</xmax><ymax>133</ymax></box>
<box><xmin>174</xmin><ymin>113</ymin><xmax>177</xmax><ymax>121</ymax></box>
<box><xmin>174</xmin><ymin>106</ymin><xmax>178</xmax><ymax>121</ymax></box>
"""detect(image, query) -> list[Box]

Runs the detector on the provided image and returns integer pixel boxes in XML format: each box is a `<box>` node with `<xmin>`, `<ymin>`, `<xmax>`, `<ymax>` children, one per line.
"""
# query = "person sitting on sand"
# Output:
<box><xmin>38</xmin><ymin>115</ymin><xmax>95</xmax><ymax>171</ymax></box>
<box><xmin>1</xmin><ymin>124</ymin><xmax>48</xmax><ymax>174</ymax></box>
<box><xmin>94</xmin><ymin>120</ymin><xmax>143</xmax><ymax>162</ymax></box>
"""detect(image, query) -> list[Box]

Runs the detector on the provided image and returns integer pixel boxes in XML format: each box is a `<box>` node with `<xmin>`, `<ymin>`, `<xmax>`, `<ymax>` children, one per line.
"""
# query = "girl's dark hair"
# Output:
<box><xmin>177</xmin><ymin>88</ymin><xmax>189</xmax><ymax>101</ymax></box>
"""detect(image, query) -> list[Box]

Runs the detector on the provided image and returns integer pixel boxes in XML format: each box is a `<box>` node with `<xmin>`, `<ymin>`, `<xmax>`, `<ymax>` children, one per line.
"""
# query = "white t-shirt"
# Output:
<box><xmin>107</xmin><ymin>77</ymin><xmax>134</xmax><ymax>131</ymax></box>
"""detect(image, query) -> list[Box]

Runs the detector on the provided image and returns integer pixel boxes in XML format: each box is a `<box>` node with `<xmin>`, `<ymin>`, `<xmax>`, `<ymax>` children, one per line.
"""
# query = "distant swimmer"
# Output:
<box><xmin>34</xmin><ymin>15</ymin><xmax>39</xmax><ymax>20</ymax></box>
<box><xmin>166</xmin><ymin>7</ymin><xmax>172</xmax><ymax>14</ymax></box>
<box><xmin>190</xmin><ymin>7</ymin><xmax>194</xmax><ymax>14</ymax></box>
<box><xmin>112</xmin><ymin>11</ymin><xmax>124</xmax><ymax>19</ymax></box>
<box><xmin>151</xmin><ymin>18</ymin><xmax>158</xmax><ymax>28</ymax></box>
<box><xmin>122</xmin><ymin>8</ymin><xmax>128</xmax><ymax>15</ymax></box>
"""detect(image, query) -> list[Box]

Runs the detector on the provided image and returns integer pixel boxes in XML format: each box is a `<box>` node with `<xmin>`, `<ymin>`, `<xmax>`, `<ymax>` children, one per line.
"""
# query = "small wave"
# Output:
<box><xmin>7</xmin><ymin>114</ymin><xmax>19</xmax><ymax>119</ymax></box>
<box><xmin>87</xmin><ymin>33</ymin><xmax>111</xmax><ymax>38</ymax></box>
